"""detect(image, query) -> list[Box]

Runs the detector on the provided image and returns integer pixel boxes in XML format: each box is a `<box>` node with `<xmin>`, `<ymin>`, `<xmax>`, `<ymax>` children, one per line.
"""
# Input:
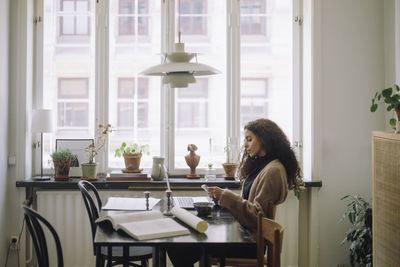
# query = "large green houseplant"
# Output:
<box><xmin>115</xmin><ymin>142</ymin><xmax>149</xmax><ymax>173</ymax></box>
<box><xmin>339</xmin><ymin>195</ymin><xmax>372</xmax><ymax>267</ymax></box>
<box><xmin>370</xmin><ymin>83</ymin><xmax>400</xmax><ymax>131</ymax></box>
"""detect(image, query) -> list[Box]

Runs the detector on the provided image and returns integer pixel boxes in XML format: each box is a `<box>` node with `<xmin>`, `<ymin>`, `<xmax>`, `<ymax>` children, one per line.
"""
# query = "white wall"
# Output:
<box><xmin>0</xmin><ymin>0</ymin><xmax>10</xmax><ymax>263</ymax></box>
<box><xmin>316</xmin><ymin>0</ymin><xmax>386</xmax><ymax>265</ymax></box>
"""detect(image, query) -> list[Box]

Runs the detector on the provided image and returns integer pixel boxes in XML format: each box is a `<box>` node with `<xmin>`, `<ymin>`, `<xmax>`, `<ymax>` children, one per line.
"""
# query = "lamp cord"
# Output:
<box><xmin>178</xmin><ymin>0</ymin><xmax>181</xmax><ymax>43</ymax></box>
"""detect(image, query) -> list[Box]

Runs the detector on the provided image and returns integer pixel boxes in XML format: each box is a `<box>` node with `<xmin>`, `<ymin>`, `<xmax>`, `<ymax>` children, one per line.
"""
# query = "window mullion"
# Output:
<box><xmin>293</xmin><ymin>0</ymin><xmax>303</xmax><ymax>165</ymax></box>
<box><xmin>95</xmin><ymin>0</ymin><xmax>110</xmax><ymax>173</ymax></box>
<box><xmin>163</xmin><ymin>0</ymin><xmax>175</xmax><ymax>173</ymax></box>
<box><xmin>34</xmin><ymin>0</ymin><xmax>45</xmax><ymax>176</ymax></box>
<box><xmin>228</xmin><ymin>0</ymin><xmax>241</xmax><ymax>159</ymax></box>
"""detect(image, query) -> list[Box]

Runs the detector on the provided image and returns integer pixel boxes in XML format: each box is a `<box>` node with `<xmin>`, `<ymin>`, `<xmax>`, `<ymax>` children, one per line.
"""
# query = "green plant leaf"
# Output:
<box><xmin>390</xmin><ymin>118</ymin><xmax>397</xmax><ymax>127</ymax></box>
<box><xmin>382</xmin><ymin>87</ymin><xmax>393</xmax><ymax>97</ymax></box>
<box><xmin>377</xmin><ymin>94</ymin><xmax>381</xmax><ymax>100</ymax></box>
<box><xmin>395</xmin><ymin>84</ymin><xmax>400</xmax><ymax>91</ymax></box>
<box><xmin>370</xmin><ymin>104</ymin><xmax>378</xmax><ymax>112</ymax></box>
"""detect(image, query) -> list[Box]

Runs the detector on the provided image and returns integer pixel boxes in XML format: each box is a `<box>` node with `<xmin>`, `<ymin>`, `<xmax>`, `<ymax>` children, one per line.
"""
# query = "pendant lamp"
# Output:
<box><xmin>140</xmin><ymin>0</ymin><xmax>220</xmax><ymax>88</ymax></box>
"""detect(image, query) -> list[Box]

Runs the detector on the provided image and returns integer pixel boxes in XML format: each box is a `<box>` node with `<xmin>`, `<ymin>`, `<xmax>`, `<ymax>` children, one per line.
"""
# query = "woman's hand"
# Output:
<box><xmin>206</xmin><ymin>186</ymin><xmax>223</xmax><ymax>203</ymax></box>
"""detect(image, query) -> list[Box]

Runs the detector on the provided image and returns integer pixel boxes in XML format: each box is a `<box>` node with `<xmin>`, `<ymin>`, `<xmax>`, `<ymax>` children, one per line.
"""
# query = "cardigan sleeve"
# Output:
<box><xmin>219</xmin><ymin>163</ymin><xmax>287</xmax><ymax>230</ymax></box>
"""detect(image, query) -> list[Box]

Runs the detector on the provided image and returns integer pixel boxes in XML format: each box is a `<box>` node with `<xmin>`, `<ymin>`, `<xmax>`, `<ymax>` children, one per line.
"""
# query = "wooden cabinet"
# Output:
<box><xmin>372</xmin><ymin>131</ymin><xmax>400</xmax><ymax>266</ymax></box>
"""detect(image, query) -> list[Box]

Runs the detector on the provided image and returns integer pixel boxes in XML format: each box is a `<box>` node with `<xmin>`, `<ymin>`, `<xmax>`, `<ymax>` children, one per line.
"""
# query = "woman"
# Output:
<box><xmin>167</xmin><ymin>118</ymin><xmax>301</xmax><ymax>266</ymax></box>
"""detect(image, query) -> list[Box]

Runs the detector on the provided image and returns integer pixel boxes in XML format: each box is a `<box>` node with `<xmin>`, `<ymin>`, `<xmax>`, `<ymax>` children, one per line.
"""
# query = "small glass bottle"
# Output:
<box><xmin>204</xmin><ymin>163</ymin><xmax>217</xmax><ymax>181</ymax></box>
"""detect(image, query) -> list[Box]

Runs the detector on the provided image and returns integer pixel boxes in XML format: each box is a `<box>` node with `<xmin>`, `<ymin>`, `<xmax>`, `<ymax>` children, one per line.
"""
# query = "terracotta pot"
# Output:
<box><xmin>123</xmin><ymin>153</ymin><xmax>142</xmax><ymax>172</ymax></box>
<box><xmin>81</xmin><ymin>163</ymin><xmax>98</xmax><ymax>180</ymax></box>
<box><xmin>222</xmin><ymin>163</ymin><xmax>239</xmax><ymax>180</ymax></box>
<box><xmin>53</xmin><ymin>158</ymin><xmax>71</xmax><ymax>181</ymax></box>
<box><xmin>395</xmin><ymin>107</ymin><xmax>400</xmax><ymax>121</ymax></box>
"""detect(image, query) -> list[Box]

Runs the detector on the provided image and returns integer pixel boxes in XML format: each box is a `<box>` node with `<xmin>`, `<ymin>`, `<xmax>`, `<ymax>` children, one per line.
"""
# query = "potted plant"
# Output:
<box><xmin>50</xmin><ymin>149</ymin><xmax>75</xmax><ymax>181</ymax></box>
<box><xmin>370</xmin><ymin>83</ymin><xmax>400</xmax><ymax>132</ymax></box>
<box><xmin>82</xmin><ymin>124</ymin><xmax>112</xmax><ymax>180</ymax></box>
<box><xmin>114</xmin><ymin>142</ymin><xmax>150</xmax><ymax>173</ymax></box>
<box><xmin>339</xmin><ymin>194</ymin><xmax>372</xmax><ymax>267</ymax></box>
<box><xmin>222</xmin><ymin>139</ymin><xmax>239</xmax><ymax>180</ymax></box>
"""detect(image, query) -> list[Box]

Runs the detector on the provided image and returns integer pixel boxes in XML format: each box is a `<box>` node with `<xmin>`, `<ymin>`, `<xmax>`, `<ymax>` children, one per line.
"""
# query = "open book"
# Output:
<box><xmin>96</xmin><ymin>210</ymin><xmax>190</xmax><ymax>240</ymax></box>
<box><xmin>96</xmin><ymin>207</ymin><xmax>208</xmax><ymax>241</ymax></box>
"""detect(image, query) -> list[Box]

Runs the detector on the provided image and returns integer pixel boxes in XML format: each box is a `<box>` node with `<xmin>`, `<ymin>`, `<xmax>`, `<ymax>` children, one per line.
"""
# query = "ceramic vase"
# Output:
<box><xmin>81</xmin><ymin>163</ymin><xmax>98</xmax><ymax>180</ymax></box>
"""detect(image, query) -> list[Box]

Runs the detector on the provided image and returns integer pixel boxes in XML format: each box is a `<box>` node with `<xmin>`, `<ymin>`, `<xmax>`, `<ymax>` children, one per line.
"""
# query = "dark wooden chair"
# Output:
<box><xmin>77</xmin><ymin>180</ymin><xmax>153</xmax><ymax>267</ymax></box>
<box><xmin>209</xmin><ymin>201</ymin><xmax>278</xmax><ymax>267</ymax></box>
<box><xmin>23</xmin><ymin>205</ymin><xmax>64</xmax><ymax>267</ymax></box>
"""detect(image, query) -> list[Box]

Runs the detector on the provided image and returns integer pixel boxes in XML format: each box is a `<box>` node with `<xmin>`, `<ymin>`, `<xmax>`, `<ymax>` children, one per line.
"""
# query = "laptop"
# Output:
<box><xmin>173</xmin><ymin>196</ymin><xmax>212</xmax><ymax>210</ymax></box>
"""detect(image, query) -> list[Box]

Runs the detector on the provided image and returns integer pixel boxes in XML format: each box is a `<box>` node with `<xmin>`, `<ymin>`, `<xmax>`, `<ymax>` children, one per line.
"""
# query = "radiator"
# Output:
<box><xmin>36</xmin><ymin>190</ymin><xmax>299</xmax><ymax>267</ymax></box>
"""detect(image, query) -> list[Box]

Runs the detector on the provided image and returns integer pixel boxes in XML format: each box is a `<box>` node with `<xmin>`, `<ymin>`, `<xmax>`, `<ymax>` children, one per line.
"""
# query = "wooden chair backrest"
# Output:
<box><xmin>265</xmin><ymin>201</ymin><xmax>276</xmax><ymax>220</ymax></box>
<box><xmin>208</xmin><ymin>201</ymin><xmax>278</xmax><ymax>267</ymax></box>
<box><xmin>257</xmin><ymin>212</ymin><xmax>284</xmax><ymax>267</ymax></box>
<box><xmin>23</xmin><ymin>205</ymin><xmax>64</xmax><ymax>267</ymax></box>
<box><xmin>77</xmin><ymin>180</ymin><xmax>102</xmax><ymax>255</ymax></box>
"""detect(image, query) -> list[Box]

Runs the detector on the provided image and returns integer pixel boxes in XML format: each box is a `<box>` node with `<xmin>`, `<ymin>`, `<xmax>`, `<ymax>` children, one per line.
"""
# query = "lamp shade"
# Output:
<box><xmin>139</xmin><ymin>43</ymin><xmax>220</xmax><ymax>88</ymax></box>
<box><xmin>140</xmin><ymin>62</ymin><xmax>220</xmax><ymax>76</ymax></box>
<box><xmin>31</xmin><ymin>109</ymin><xmax>53</xmax><ymax>133</ymax></box>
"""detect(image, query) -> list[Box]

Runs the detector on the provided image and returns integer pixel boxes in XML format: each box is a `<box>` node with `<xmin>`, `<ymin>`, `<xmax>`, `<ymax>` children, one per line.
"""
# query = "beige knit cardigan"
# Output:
<box><xmin>219</xmin><ymin>159</ymin><xmax>288</xmax><ymax>230</ymax></box>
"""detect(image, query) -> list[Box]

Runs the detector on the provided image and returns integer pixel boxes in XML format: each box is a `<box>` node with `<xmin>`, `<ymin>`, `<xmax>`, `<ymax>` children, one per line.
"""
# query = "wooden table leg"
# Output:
<box><xmin>218</xmin><ymin>248</ymin><xmax>226</xmax><ymax>267</ymax></box>
<box><xmin>123</xmin><ymin>245</ymin><xmax>129</xmax><ymax>267</ymax></box>
<box><xmin>152</xmin><ymin>246</ymin><xmax>159</xmax><ymax>267</ymax></box>
<box><xmin>159</xmin><ymin>247</ymin><xmax>167</xmax><ymax>267</ymax></box>
<box><xmin>95</xmin><ymin>246</ymin><xmax>102</xmax><ymax>267</ymax></box>
<box><xmin>107</xmin><ymin>246</ymin><xmax>112</xmax><ymax>267</ymax></box>
<box><xmin>199</xmin><ymin>247</ymin><xmax>207</xmax><ymax>267</ymax></box>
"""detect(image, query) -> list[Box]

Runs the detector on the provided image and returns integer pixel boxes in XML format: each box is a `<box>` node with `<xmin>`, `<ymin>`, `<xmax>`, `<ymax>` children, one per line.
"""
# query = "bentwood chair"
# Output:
<box><xmin>78</xmin><ymin>180</ymin><xmax>153</xmax><ymax>267</ymax></box>
<box><xmin>209</xmin><ymin>201</ymin><xmax>278</xmax><ymax>267</ymax></box>
<box><xmin>23</xmin><ymin>205</ymin><xmax>64</xmax><ymax>267</ymax></box>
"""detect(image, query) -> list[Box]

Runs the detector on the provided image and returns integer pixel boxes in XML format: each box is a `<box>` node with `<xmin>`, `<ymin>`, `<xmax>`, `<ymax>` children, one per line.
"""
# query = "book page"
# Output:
<box><xmin>96</xmin><ymin>210</ymin><xmax>164</xmax><ymax>226</ymax></box>
<box><xmin>192</xmin><ymin>197</ymin><xmax>212</xmax><ymax>203</ymax></box>
<box><xmin>102</xmin><ymin>197</ymin><xmax>161</xmax><ymax>210</ymax></box>
<box><xmin>171</xmin><ymin>207</ymin><xmax>208</xmax><ymax>233</ymax></box>
<box><xmin>118</xmin><ymin>218</ymin><xmax>190</xmax><ymax>240</ymax></box>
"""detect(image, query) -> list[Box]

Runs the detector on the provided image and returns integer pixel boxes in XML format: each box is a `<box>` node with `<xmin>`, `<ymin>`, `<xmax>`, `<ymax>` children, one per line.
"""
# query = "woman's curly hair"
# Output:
<box><xmin>238</xmin><ymin>118</ymin><xmax>301</xmax><ymax>190</ymax></box>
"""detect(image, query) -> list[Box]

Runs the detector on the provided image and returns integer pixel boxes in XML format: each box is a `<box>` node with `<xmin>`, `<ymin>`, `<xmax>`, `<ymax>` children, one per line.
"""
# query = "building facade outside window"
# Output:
<box><xmin>37</xmin><ymin>0</ymin><xmax>297</xmax><ymax>174</ymax></box>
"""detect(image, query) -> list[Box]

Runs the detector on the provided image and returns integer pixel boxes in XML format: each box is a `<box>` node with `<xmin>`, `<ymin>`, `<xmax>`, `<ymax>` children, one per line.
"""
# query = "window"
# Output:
<box><xmin>240</xmin><ymin>78</ymin><xmax>269</xmax><ymax>128</ymax></box>
<box><xmin>36</xmin><ymin>0</ymin><xmax>298</xmax><ymax>175</ymax></box>
<box><xmin>179</xmin><ymin>0</ymin><xmax>207</xmax><ymax>36</ymax></box>
<box><xmin>240</xmin><ymin>0</ymin><xmax>267</xmax><ymax>36</ymax></box>
<box><xmin>57</xmin><ymin>78</ymin><xmax>89</xmax><ymax>129</ymax></box>
<box><xmin>116</xmin><ymin>78</ymin><xmax>149</xmax><ymax>128</ymax></box>
<box><xmin>117</xmin><ymin>0</ymin><xmax>149</xmax><ymax>36</ymax></box>
<box><xmin>177</xmin><ymin>79</ymin><xmax>208</xmax><ymax>128</ymax></box>
<box><xmin>58</xmin><ymin>0</ymin><xmax>91</xmax><ymax>43</ymax></box>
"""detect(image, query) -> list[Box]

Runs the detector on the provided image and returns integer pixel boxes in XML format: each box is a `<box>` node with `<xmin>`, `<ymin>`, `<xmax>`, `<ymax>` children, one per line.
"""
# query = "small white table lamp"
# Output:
<box><xmin>32</xmin><ymin>109</ymin><xmax>53</xmax><ymax>178</ymax></box>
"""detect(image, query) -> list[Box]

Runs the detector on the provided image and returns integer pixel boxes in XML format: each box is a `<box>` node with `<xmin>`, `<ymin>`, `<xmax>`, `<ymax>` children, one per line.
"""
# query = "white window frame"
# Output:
<box><xmin>34</xmin><ymin>0</ymin><xmax>303</xmax><ymax>177</ymax></box>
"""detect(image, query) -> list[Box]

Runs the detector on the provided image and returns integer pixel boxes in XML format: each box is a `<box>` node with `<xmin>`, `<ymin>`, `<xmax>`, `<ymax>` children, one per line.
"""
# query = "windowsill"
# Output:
<box><xmin>16</xmin><ymin>177</ymin><xmax>321</xmax><ymax>190</ymax></box>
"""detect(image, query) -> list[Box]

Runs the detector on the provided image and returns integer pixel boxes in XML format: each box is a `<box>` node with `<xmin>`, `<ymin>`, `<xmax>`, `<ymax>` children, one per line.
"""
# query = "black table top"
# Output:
<box><xmin>94</xmin><ymin>199</ymin><xmax>256</xmax><ymax>247</ymax></box>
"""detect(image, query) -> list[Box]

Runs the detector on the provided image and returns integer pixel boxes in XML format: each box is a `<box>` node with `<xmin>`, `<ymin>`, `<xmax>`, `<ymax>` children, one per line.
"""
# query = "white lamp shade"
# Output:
<box><xmin>31</xmin><ymin>109</ymin><xmax>53</xmax><ymax>133</ymax></box>
<box><xmin>163</xmin><ymin>73</ymin><xmax>196</xmax><ymax>88</ymax></box>
<box><xmin>139</xmin><ymin>42</ymin><xmax>220</xmax><ymax>88</ymax></box>
<box><xmin>140</xmin><ymin>62</ymin><xmax>220</xmax><ymax>76</ymax></box>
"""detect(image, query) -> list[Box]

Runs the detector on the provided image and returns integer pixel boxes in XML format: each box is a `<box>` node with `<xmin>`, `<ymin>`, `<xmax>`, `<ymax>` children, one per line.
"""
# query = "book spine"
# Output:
<box><xmin>106</xmin><ymin>178</ymin><xmax>151</xmax><ymax>181</ymax></box>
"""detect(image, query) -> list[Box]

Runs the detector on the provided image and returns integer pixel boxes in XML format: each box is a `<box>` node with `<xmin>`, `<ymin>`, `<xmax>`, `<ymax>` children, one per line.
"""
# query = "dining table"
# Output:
<box><xmin>94</xmin><ymin>197</ymin><xmax>256</xmax><ymax>267</ymax></box>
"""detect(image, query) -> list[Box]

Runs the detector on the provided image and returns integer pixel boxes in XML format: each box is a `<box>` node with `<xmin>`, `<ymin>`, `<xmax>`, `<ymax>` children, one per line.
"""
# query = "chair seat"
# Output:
<box><xmin>100</xmin><ymin>246</ymin><xmax>153</xmax><ymax>257</ymax></box>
